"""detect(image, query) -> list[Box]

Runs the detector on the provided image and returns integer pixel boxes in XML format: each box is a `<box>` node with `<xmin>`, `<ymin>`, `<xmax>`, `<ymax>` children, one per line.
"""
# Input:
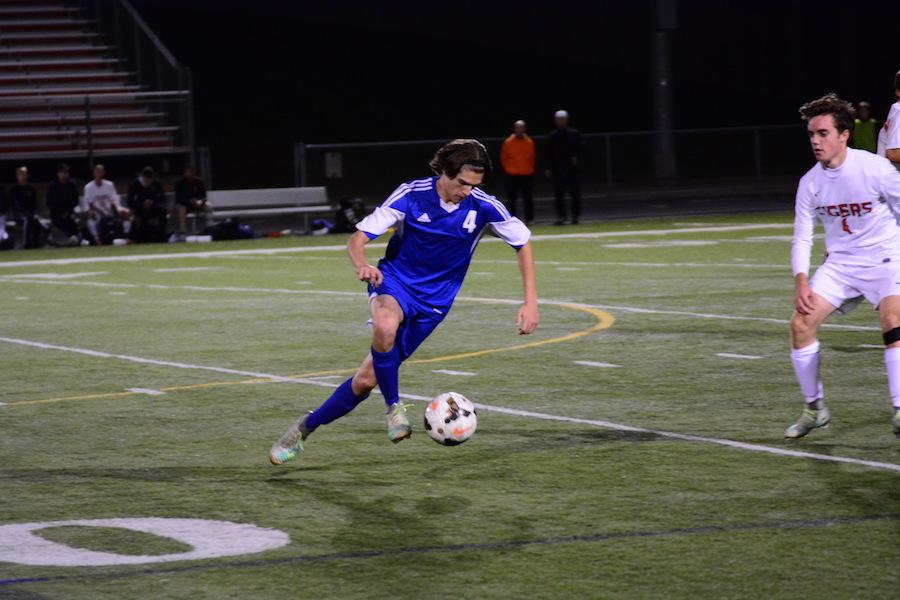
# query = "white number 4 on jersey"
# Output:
<box><xmin>462</xmin><ymin>210</ymin><xmax>477</xmax><ymax>233</ymax></box>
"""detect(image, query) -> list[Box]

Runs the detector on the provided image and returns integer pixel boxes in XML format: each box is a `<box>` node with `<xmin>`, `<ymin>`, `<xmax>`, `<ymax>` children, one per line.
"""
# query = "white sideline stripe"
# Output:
<box><xmin>0</xmin><ymin>278</ymin><xmax>882</xmax><ymax>334</ymax></box>
<box><xmin>574</xmin><ymin>360</ymin><xmax>620</xmax><ymax>368</ymax></box>
<box><xmin>0</xmin><ymin>333</ymin><xmax>897</xmax><ymax>474</ymax></box>
<box><xmin>153</xmin><ymin>267</ymin><xmax>222</xmax><ymax>273</ymax></box>
<box><xmin>126</xmin><ymin>388</ymin><xmax>166</xmax><ymax>396</ymax></box>
<box><xmin>431</xmin><ymin>369</ymin><xmax>477</xmax><ymax>376</ymax></box>
<box><xmin>0</xmin><ymin>336</ymin><xmax>338</xmax><ymax>390</ymax></box>
<box><xmin>716</xmin><ymin>353</ymin><xmax>764</xmax><ymax>360</ymax></box>
<box><xmin>0</xmin><ymin>223</ymin><xmax>792</xmax><ymax>268</ymax></box>
<box><xmin>8</xmin><ymin>271</ymin><xmax>108</xmax><ymax>279</ymax></box>
<box><xmin>859</xmin><ymin>344</ymin><xmax>882</xmax><ymax>349</ymax></box>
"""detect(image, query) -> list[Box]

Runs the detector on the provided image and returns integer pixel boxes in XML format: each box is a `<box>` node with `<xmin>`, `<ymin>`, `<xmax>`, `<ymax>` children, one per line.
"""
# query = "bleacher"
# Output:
<box><xmin>0</xmin><ymin>0</ymin><xmax>192</xmax><ymax>162</ymax></box>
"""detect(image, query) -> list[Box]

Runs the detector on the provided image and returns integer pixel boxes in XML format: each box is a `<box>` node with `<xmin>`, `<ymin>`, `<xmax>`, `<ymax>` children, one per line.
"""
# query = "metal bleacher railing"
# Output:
<box><xmin>294</xmin><ymin>124</ymin><xmax>806</xmax><ymax>200</ymax></box>
<box><xmin>0</xmin><ymin>0</ymin><xmax>194</xmax><ymax>165</ymax></box>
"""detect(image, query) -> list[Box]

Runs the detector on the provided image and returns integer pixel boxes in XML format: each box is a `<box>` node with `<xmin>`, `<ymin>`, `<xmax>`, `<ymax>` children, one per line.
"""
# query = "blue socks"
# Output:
<box><xmin>371</xmin><ymin>344</ymin><xmax>401</xmax><ymax>406</ymax></box>
<box><xmin>306</xmin><ymin>377</ymin><xmax>371</xmax><ymax>431</ymax></box>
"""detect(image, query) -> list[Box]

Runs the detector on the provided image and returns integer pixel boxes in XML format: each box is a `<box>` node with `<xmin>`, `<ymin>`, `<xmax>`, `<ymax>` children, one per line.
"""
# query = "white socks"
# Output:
<box><xmin>884</xmin><ymin>347</ymin><xmax>900</xmax><ymax>409</ymax></box>
<box><xmin>791</xmin><ymin>340</ymin><xmax>823</xmax><ymax>404</ymax></box>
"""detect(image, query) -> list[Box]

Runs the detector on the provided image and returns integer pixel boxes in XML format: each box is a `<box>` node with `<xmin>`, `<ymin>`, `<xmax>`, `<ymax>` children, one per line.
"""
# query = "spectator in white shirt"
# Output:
<box><xmin>82</xmin><ymin>164</ymin><xmax>131</xmax><ymax>245</ymax></box>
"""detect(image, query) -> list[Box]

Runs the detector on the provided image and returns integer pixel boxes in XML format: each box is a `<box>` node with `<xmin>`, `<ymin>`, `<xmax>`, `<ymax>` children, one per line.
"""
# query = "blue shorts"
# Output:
<box><xmin>367</xmin><ymin>276</ymin><xmax>450</xmax><ymax>361</ymax></box>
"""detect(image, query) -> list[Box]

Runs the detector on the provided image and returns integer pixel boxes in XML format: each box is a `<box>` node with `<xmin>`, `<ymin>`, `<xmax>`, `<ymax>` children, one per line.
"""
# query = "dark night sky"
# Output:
<box><xmin>130</xmin><ymin>0</ymin><xmax>898</xmax><ymax>188</ymax></box>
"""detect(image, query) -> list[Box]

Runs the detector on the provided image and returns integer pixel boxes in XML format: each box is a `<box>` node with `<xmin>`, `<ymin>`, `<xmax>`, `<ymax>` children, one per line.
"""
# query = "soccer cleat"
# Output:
<box><xmin>893</xmin><ymin>410</ymin><xmax>900</xmax><ymax>438</ymax></box>
<box><xmin>784</xmin><ymin>405</ymin><xmax>831</xmax><ymax>439</ymax></box>
<box><xmin>386</xmin><ymin>401</ymin><xmax>412</xmax><ymax>443</ymax></box>
<box><xmin>269</xmin><ymin>414</ymin><xmax>310</xmax><ymax>465</ymax></box>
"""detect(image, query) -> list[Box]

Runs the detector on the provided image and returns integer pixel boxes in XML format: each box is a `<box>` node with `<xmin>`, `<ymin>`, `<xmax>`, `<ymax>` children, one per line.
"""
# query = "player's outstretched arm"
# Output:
<box><xmin>347</xmin><ymin>230</ymin><xmax>383</xmax><ymax>286</ymax></box>
<box><xmin>515</xmin><ymin>241</ymin><xmax>539</xmax><ymax>335</ymax></box>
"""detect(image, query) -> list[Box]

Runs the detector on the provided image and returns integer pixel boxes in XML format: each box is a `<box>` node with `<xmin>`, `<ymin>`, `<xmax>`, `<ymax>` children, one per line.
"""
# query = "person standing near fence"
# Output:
<box><xmin>877</xmin><ymin>70</ymin><xmax>900</xmax><ymax>168</ymax></box>
<box><xmin>500</xmin><ymin>120</ymin><xmax>536</xmax><ymax>224</ymax></box>
<box><xmin>852</xmin><ymin>102</ymin><xmax>879</xmax><ymax>154</ymax></box>
<box><xmin>546</xmin><ymin>109</ymin><xmax>583</xmax><ymax>225</ymax></box>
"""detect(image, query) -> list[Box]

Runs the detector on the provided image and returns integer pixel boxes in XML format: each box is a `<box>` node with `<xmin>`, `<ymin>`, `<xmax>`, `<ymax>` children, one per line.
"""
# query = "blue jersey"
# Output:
<box><xmin>357</xmin><ymin>176</ymin><xmax>531</xmax><ymax>308</ymax></box>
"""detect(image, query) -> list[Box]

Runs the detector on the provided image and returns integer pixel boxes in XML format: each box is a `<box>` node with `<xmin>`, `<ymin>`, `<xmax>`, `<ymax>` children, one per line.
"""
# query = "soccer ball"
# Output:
<box><xmin>424</xmin><ymin>392</ymin><xmax>478</xmax><ymax>446</ymax></box>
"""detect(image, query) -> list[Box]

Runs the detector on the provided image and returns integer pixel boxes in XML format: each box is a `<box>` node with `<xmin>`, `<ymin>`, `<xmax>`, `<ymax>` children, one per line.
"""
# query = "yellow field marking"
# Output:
<box><xmin>5</xmin><ymin>301</ymin><xmax>613</xmax><ymax>408</ymax></box>
<box><xmin>406</xmin><ymin>303</ymin><xmax>613</xmax><ymax>365</ymax></box>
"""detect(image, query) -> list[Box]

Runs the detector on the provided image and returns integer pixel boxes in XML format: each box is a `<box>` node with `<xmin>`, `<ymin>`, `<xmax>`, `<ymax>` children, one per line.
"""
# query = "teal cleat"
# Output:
<box><xmin>269</xmin><ymin>414</ymin><xmax>310</xmax><ymax>465</ymax></box>
<box><xmin>386</xmin><ymin>401</ymin><xmax>412</xmax><ymax>443</ymax></box>
<box><xmin>784</xmin><ymin>405</ymin><xmax>831</xmax><ymax>439</ymax></box>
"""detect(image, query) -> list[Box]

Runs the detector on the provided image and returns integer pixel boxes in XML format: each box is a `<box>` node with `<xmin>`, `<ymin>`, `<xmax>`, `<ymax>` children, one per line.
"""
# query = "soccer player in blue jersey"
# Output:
<box><xmin>270</xmin><ymin>139</ymin><xmax>539</xmax><ymax>464</ymax></box>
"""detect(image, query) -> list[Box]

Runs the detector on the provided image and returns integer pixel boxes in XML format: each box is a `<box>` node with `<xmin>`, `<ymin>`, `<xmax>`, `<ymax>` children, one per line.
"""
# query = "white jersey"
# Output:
<box><xmin>82</xmin><ymin>179</ymin><xmax>121</xmax><ymax>216</ymax></box>
<box><xmin>792</xmin><ymin>148</ymin><xmax>900</xmax><ymax>276</ymax></box>
<box><xmin>877</xmin><ymin>101</ymin><xmax>900</xmax><ymax>159</ymax></box>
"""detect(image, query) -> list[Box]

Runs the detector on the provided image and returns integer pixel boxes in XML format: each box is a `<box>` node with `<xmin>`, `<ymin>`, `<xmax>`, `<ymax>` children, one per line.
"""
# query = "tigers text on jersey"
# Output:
<box><xmin>357</xmin><ymin>176</ymin><xmax>531</xmax><ymax>307</ymax></box>
<box><xmin>792</xmin><ymin>148</ymin><xmax>900</xmax><ymax>276</ymax></box>
<box><xmin>877</xmin><ymin>100</ymin><xmax>900</xmax><ymax>158</ymax></box>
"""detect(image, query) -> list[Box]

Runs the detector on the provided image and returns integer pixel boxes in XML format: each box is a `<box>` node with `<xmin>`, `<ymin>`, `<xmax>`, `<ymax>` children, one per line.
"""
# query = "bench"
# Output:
<box><xmin>195</xmin><ymin>186</ymin><xmax>332</xmax><ymax>234</ymax></box>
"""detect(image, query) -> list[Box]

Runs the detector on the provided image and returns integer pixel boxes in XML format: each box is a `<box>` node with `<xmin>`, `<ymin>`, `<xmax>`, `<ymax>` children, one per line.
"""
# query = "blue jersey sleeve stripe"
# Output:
<box><xmin>472</xmin><ymin>189</ymin><xmax>513</xmax><ymax>221</ymax></box>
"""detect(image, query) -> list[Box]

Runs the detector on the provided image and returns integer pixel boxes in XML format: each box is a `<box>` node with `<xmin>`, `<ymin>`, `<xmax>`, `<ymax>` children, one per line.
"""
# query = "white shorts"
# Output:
<box><xmin>811</xmin><ymin>259</ymin><xmax>900</xmax><ymax>309</ymax></box>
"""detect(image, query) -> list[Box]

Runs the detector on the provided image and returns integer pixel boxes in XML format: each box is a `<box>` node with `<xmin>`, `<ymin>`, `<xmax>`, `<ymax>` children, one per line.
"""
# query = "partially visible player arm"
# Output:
<box><xmin>791</xmin><ymin>180</ymin><xmax>817</xmax><ymax>315</ymax></box>
<box><xmin>489</xmin><ymin>208</ymin><xmax>538</xmax><ymax>334</ymax></box>
<box><xmin>348</xmin><ymin>185</ymin><xmax>408</xmax><ymax>285</ymax></box>
<box><xmin>348</xmin><ymin>230</ymin><xmax>383</xmax><ymax>286</ymax></box>
<box><xmin>515</xmin><ymin>241</ymin><xmax>539</xmax><ymax>335</ymax></box>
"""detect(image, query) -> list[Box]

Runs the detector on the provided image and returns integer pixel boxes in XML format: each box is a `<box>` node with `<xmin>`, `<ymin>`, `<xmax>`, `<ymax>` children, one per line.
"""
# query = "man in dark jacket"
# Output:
<box><xmin>127</xmin><ymin>166</ymin><xmax>168</xmax><ymax>243</ymax></box>
<box><xmin>546</xmin><ymin>110</ymin><xmax>584</xmax><ymax>225</ymax></box>
<box><xmin>46</xmin><ymin>163</ymin><xmax>80</xmax><ymax>241</ymax></box>
<box><xmin>9</xmin><ymin>166</ymin><xmax>41</xmax><ymax>248</ymax></box>
<box><xmin>171</xmin><ymin>164</ymin><xmax>210</xmax><ymax>241</ymax></box>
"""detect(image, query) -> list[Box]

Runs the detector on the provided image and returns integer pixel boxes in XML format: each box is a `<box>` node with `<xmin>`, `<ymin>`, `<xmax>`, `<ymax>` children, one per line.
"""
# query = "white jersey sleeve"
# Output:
<box><xmin>877</xmin><ymin>156</ymin><xmax>900</xmax><ymax>206</ymax></box>
<box><xmin>356</xmin><ymin>184</ymin><xmax>408</xmax><ymax>239</ymax></box>
<box><xmin>472</xmin><ymin>188</ymin><xmax>531</xmax><ymax>249</ymax></box>
<box><xmin>791</xmin><ymin>173</ymin><xmax>817</xmax><ymax>277</ymax></box>
<box><xmin>877</xmin><ymin>102</ymin><xmax>900</xmax><ymax>157</ymax></box>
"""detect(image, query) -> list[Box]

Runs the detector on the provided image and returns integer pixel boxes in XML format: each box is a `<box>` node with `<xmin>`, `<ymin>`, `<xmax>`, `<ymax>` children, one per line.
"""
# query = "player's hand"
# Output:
<box><xmin>516</xmin><ymin>303</ymin><xmax>539</xmax><ymax>335</ymax></box>
<box><xmin>795</xmin><ymin>281</ymin><xmax>816</xmax><ymax>315</ymax></box>
<box><xmin>357</xmin><ymin>264</ymin><xmax>383</xmax><ymax>286</ymax></box>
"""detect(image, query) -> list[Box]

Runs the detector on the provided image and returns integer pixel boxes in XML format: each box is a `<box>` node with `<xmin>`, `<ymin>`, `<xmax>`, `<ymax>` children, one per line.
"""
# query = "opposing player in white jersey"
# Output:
<box><xmin>788</xmin><ymin>93</ymin><xmax>900</xmax><ymax>439</ymax></box>
<box><xmin>876</xmin><ymin>70</ymin><xmax>900</xmax><ymax>167</ymax></box>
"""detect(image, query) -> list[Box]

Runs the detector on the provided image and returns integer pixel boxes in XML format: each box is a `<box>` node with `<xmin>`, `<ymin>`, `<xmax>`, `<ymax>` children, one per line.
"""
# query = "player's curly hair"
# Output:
<box><xmin>798</xmin><ymin>93</ymin><xmax>856</xmax><ymax>133</ymax></box>
<box><xmin>429</xmin><ymin>139</ymin><xmax>492</xmax><ymax>178</ymax></box>
<box><xmin>894</xmin><ymin>69</ymin><xmax>900</xmax><ymax>91</ymax></box>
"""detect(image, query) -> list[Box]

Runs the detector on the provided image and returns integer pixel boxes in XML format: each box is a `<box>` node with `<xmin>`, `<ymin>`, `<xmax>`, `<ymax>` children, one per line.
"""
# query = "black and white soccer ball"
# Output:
<box><xmin>424</xmin><ymin>392</ymin><xmax>478</xmax><ymax>446</ymax></box>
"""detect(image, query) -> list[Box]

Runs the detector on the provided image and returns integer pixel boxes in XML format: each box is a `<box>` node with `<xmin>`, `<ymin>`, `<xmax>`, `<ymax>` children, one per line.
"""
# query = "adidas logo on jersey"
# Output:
<box><xmin>417</xmin><ymin>213</ymin><xmax>432</xmax><ymax>223</ymax></box>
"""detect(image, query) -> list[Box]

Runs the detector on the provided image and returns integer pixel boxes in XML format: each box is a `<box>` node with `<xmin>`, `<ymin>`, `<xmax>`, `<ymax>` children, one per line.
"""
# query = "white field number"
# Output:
<box><xmin>0</xmin><ymin>518</ymin><xmax>290</xmax><ymax>566</ymax></box>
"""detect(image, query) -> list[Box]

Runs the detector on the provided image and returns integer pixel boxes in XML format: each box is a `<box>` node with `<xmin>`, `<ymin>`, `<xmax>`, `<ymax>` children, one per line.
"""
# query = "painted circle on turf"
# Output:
<box><xmin>0</xmin><ymin>518</ymin><xmax>290</xmax><ymax>566</ymax></box>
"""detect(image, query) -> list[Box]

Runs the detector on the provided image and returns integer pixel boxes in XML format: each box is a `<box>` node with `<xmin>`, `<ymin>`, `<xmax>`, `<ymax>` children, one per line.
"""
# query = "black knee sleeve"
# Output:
<box><xmin>883</xmin><ymin>327</ymin><xmax>900</xmax><ymax>346</ymax></box>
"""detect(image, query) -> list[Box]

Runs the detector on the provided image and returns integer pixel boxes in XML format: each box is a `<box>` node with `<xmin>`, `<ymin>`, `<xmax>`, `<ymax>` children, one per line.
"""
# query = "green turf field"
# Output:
<box><xmin>1</xmin><ymin>213</ymin><xmax>898</xmax><ymax>599</ymax></box>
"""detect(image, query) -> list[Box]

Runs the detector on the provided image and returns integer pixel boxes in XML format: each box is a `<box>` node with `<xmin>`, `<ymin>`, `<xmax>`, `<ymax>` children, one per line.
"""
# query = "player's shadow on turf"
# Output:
<box><xmin>829</xmin><ymin>345</ymin><xmax>882</xmax><ymax>354</ymax></box>
<box><xmin>490</xmin><ymin>428</ymin><xmax>659</xmax><ymax>445</ymax></box>
<box><xmin>0</xmin><ymin>466</ymin><xmax>302</xmax><ymax>484</ymax></box>
<box><xmin>0</xmin><ymin>588</ymin><xmax>53</xmax><ymax>600</ymax></box>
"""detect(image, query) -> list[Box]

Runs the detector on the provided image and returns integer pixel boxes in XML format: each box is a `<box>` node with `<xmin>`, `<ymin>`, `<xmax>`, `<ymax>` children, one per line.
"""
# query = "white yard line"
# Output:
<box><xmin>431</xmin><ymin>369</ymin><xmax>477</xmax><ymax>376</ymax></box>
<box><xmin>574</xmin><ymin>360</ymin><xmax>621</xmax><ymax>368</ymax></box>
<box><xmin>153</xmin><ymin>267</ymin><xmax>222</xmax><ymax>273</ymax></box>
<box><xmin>1</xmin><ymin>333</ymin><xmax>897</xmax><ymax>474</ymax></box>
<box><xmin>716</xmin><ymin>353</ymin><xmax>764</xmax><ymax>360</ymax></box>
<box><xmin>0</xmin><ymin>223</ymin><xmax>792</xmax><ymax>268</ymax></box>
<box><xmin>126</xmin><ymin>388</ymin><xmax>167</xmax><ymax>396</ymax></box>
<box><xmin>0</xmin><ymin>278</ymin><xmax>881</xmax><ymax>333</ymax></box>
